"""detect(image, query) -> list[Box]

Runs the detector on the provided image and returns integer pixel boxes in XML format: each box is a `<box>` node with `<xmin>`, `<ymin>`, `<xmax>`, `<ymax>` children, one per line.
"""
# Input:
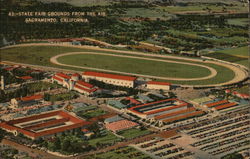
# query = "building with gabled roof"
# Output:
<box><xmin>83</xmin><ymin>71</ymin><xmax>137</xmax><ymax>88</ymax></box>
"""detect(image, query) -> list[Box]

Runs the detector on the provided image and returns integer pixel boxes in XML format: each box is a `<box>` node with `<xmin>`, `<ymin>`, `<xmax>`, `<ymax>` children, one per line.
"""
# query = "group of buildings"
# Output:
<box><xmin>127</xmin><ymin>98</ymin><xmax>204</xmax><ymax>125</ymax></box>
<box><xmin>52</xmin><ymin>71</ymin><xmax>171</xmax><ymax>92</ymax></box>
<box><xmin>0</xmin><ymin>110</ymin><xmax>91</xmax><ymax>140</ymax></box>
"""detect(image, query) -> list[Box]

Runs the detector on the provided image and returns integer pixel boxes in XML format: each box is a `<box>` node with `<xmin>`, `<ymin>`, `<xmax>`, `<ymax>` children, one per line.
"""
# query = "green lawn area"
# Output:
<box><xmin>77</xmin><ymin>109</ymin><xmax>107</xmax><ymax>119</ymax></box>
<box><xmin>227</xmin><ymin>18</ymin><xmax>249</xmax><ymax>27</ymax></box>
<box><xmin>57</xmin><ymin>53</ymin><xmax>211</xmax><ymax>78</ymax></box>
<box><xmin>213</xmin><ymin>46</ymin><xmax>248</xmax><ymax>57</ymax></box>
<box><xmin>205</xmin><ymin>46</ymin><xmax>248</xmax><ymax>67</ymax></box>
<box><xmin>26</xmin><ymin>81</ymin><xmax>61</xmax><ymax>92</ymax></box>
<box><xmin>236</xmin><ymin>86</ymin><xmax>249</xmax><ymax>94</ymax></box>
<box><xmin>87</xmin><ymin>131</ymin><xmax>121</xmax><ymax>147</ymax></box>
<box><xmin>117</xmin><ymin>128</ymin><xmax>151</xmax><ymax>140</ymax></box>
<box><xmin>85</xmin><ymin>146</ymin><xmax>151</xmax><ymax>159</ymax></box>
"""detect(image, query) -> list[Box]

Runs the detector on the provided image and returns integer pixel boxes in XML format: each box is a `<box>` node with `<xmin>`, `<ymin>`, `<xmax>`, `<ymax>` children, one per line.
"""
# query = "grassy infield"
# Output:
<box><xmin>0</xmin><ymin>45</ymin><xmax>238</xmax><ymax>85</ymax></box>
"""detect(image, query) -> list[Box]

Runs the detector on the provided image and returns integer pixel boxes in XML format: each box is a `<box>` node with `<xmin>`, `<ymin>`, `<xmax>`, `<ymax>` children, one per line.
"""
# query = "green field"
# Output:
<box><xmin>85</xmin><ymin>146</ymin><xmax>151</xmax><ymax>159</ymax></box>
<box><xmin>87</xmin><ymin>131</ymin><xmax>121</xmax><ymax>147</ymax></box>
<box><xmin>205</xmin><ymin>46</ymin><xmax>248</xmax><ymax>67</ymax></box>
<box><xmin>227</xmin><ymin>18</ymin><xmax>249</xmax><ymax>26</ymax></box>
<box><xmin>117</xmin><ymin>128</ymin><xmax>151</xmax><ymax>140</ymax></box>
<box><xmin>0</xmin><ymin>45</ymin><xmax>236</xmax><ymax>85</ymax></box>
<box><xmin>57</xmin><ymin>53</ymin><xmax>211</xmax><ymax>78</ymax></box>
<box><xmin>77</xmin><ymin>109</ymin><xmax>107</xmax><ymax>119</ymax></box>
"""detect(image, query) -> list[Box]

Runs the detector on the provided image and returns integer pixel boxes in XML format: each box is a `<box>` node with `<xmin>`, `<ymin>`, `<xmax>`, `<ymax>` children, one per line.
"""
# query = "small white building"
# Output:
<box><xmin>82</xmin><ymin>71</ymin><xmax>137</xmax><ymax>88</ymax></box>
<box><xmin>146</xmin><ymin>81</ymin><xmax>171</xmax><ymax>90</ymax></box>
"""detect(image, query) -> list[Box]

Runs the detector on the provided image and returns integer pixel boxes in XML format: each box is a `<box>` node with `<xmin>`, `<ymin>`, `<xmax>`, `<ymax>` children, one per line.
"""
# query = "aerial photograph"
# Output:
<box><xmin>0</xmin><ymin>0</ymin><xmax>249</xmax><ymax>159</ymax></box>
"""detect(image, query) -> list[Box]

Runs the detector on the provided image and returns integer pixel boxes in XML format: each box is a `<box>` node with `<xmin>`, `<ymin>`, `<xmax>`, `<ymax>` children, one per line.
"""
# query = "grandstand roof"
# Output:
<box><xmin>83</xmin><ymin>71</ymin><xmax>137</xmax><ymax>81</ymax></box>
<box><xmin>147</xmin><ymin>81</ymin><xmax>171</xmax><ymax>86</ymax></box>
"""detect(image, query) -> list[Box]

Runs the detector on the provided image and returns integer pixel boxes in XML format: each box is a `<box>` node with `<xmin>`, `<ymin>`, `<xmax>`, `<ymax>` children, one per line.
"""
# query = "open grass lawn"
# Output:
<box><xmin>57</xmin><ymin>53</ymin><xmax>211</xmax><ymax>78</ymax></box>
<box><xmin>205</xmin><ymin>46</ymin><xmax>248</xmax><ymax>67</ymax></box>
<box><xmin>227</xmin><ymin>18</ymin><xmax>249</xmax><ymax>27</ymax></box>
<box><xmin>0</xmin><ymin>45</ymin><xmax>236</xmax><ymax>85</ymax></box>
<box><xmin>87</xmin><ymin>131</ymin><xmax>121</xmax><ymax>147</ymax></box>
<box><xmin>213</xmin><ymin>46</ymin><xmax>248</xmax><ymax>57</ymax></box>
<box><xmin>85</xmin><ymin>146</ymin><xmax>151</xmax><ymax>159</ymax></box>
<box><xmin>117</xmin><ymin>128</ymin><xmax>151</xmax><ymax>140</ymax></box>
<box><xmin>236</xmin><ymin>86</ymin><xmax>249</xmax><ymax>94</ymax></box>
<box><xmin>77</xmin><ymin>109</ymin><xmax>107</xmax><ymax>119</ymax></box>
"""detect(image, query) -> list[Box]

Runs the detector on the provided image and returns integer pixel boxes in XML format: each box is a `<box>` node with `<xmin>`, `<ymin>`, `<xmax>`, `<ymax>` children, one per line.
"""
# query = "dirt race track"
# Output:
<box><xmin>1</xmin><ymin>43</ymin><xmax>248</xmax><ymax>87</ymax></box>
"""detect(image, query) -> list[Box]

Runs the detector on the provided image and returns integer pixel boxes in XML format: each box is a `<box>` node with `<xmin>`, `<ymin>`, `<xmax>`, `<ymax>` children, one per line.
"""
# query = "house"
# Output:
<box><xmin>146</xmin><ymin>81</ymin><xmax>171</xmax><ymax>90</ymax></box>
<box><xmin>82</xmin><ymin>71</ymin><xmax>137</xmax><ymax>88</ymax></box>
<box><xmin>10</xmin><ymin>94</ymin><xmax>44</xmax><ymax>107</ymax></box>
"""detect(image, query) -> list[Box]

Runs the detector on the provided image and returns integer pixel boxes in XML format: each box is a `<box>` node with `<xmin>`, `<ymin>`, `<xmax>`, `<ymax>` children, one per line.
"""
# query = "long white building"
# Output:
<box><xmin>82</xmin><ymin>71</ymin><xmax>137</xmax><ymax>88</ymax></box>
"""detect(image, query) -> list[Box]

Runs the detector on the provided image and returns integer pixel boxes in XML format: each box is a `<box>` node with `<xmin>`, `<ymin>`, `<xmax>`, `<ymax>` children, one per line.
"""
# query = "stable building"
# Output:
<box><xmin>0</xmin><ymin>110</ymin><xmax>91</xmax><ymax>140</ymax></box>
<box><xmin>82</xmin><ymin>71</ymin><xmax>137</xmax><ymax>88</ymax></box>
<box><xmin>146</xmin><ymin>81</ymin><xmax>171</xmax><ymax>90</ymax></box>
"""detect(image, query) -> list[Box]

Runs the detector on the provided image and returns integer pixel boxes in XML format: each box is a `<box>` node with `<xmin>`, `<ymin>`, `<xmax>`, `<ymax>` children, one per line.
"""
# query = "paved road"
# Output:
<box><xmin>1</xmin><ymin>43</ymin><xmax>248</xmax><ymax>87</ymax></box>
<box><xmin>50</xmin><ymin>51</ymin><xmax>217</xmax><ymax>81</ymax></box>
<box><xmin>1</xmin><ymin>139</ymin><xmax>63</xmax><ymax>159</ymax></box>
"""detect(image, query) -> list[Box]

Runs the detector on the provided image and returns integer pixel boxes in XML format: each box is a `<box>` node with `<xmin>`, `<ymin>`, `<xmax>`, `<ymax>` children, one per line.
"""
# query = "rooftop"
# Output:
<box><xmin>16</xmin><ymin>95</ymin><xmax>43</xmax><ymax>102</ymax></box>
<box><xmin>55</xmin><ymin>73</ymin><xmax>71</xmax><ymax>79</ymax></box>
<box><xmin>147</xmin><ymin>81</ymin><xmax>171</xmax><ymax>86</ymax></box>
<box><xmin>83</xmin><ymin>71</ymin><xmax>137</xmax><ymax>81</ymax></box>
<box><xmin>105</xmin><ymin>119</ymin><xmax>138</xmax><ymax>132</ymax></box>
<box><xmin>19</xmin><ymin>76</ymin><xmax>33</xmax><ymax>80</ymax></box>
<box><xmin>0</xmin><ymin>110</ymin><xmax>90</xmax><ymax>139</ymax></box>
